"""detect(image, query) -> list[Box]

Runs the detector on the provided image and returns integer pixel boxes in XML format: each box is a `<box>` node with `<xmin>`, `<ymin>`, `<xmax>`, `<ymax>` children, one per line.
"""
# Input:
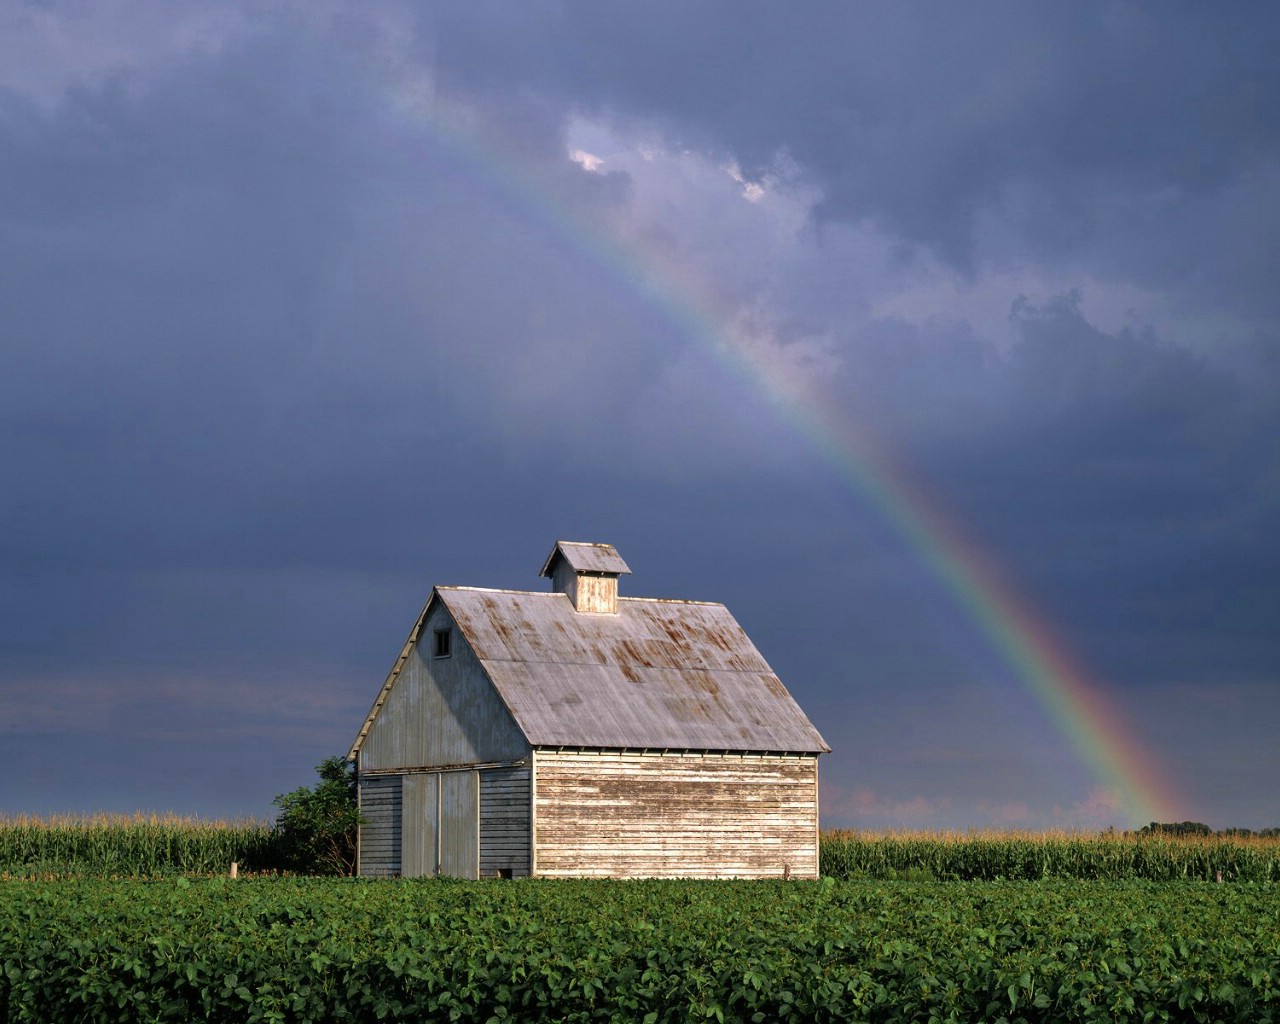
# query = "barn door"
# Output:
<box><xmin>400</xmin><ymin>773</ymin><xmax>439</xmax><ymax>877</ymax></box>
<box><xmin>439</xmin><ymin>770</ymin><xmax>479</xmax><ymax>879</ymax></box>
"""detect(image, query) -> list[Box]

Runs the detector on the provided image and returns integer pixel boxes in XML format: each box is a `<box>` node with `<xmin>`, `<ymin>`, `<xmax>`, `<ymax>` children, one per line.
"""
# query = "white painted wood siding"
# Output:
<box><xmin>550</xmin><ymin>561</ymin><xmax>619</xmax><ymax>613</ymax></box>
<box><xmin>359</xmin><ymin>604</ymin><xmax>529</xmax><ymax>771</ymax></box>
<box><xmin>573</xmin><ymin>574</ymin><xmax>617</xmax><ymax>614</ymax></box>
<box><xmin>532</xmin><ymin>750</ymin><xmax>819</xmax><ymax>879</ymax></box>
<box><xmin>357</xmin><ymin>774</ymin><xmax>401</xmax><ymax>877</ymax></box>
<box><xmin>480</xmin><ymin>766</ymin><xmax>531</xmax><ymax>878</ymax></box>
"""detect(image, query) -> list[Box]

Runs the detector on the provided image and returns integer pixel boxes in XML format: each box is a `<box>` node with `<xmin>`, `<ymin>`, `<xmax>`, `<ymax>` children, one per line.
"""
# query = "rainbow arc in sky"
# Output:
<box><xmin>402</xmin><ymin>98</ymin><xmax>1183</xmax><ymax>826</ymax></box>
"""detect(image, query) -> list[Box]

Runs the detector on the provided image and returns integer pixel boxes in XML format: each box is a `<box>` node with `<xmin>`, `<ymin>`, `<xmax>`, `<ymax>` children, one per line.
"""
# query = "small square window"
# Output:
<box><xmin>433</xmin><ymin>628</ymin><xmax>452</xmax><ymax>658</ymax></box>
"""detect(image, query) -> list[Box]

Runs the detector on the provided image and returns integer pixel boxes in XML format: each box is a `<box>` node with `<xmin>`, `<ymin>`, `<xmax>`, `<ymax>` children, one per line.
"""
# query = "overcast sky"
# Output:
<box><xmin>3</xmin><ymin>1</ymin><xmax>1277</xmax><ymax>831</ymax></box>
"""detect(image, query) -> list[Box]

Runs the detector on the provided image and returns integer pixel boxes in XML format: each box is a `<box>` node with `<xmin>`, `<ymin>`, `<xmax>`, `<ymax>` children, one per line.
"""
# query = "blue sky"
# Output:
<box><xmin>2</xmin><ymin>1</ymin><xmax>1277</xmax><ymax>830</ymax></box>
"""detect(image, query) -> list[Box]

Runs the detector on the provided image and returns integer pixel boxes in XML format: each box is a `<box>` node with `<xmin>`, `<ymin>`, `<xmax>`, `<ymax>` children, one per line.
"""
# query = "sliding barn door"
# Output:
<box><xmin>399</xmin><ymin>770</ymin><xmax>478</xmax><ymax>878</ymax></box>
<box><xmin>400</xmin><ymin>773</ymin><xmax>439</xmax><ymax>878</ymax></box>
<box><xmin>440</xmin><ymin>770</ymin><xmax>479</xmax><ymax>879</ymax></box>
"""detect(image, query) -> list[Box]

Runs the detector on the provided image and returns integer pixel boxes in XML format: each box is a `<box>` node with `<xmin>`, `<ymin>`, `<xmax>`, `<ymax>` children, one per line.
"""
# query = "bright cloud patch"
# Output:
<box><xmin>569</xmin><ymin>148</ymin><xmax>604</xmax><ymax>172</ymax></box>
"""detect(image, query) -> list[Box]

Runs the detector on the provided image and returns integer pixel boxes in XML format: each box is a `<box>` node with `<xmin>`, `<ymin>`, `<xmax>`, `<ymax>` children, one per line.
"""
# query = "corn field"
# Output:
<box><xmin>819</xmin><ymin>829</ymin><xmax>1280</xmax><ymax>882</ymax></box>
<box><xmin>0</xmin><ymin>814</ymin><xmax>278</xmax><ymax>878</ymax></box>
<box><xmin>8</xmin><ymin>817</ymin><xmax>1280</xmax><ymax>882</ymax></box>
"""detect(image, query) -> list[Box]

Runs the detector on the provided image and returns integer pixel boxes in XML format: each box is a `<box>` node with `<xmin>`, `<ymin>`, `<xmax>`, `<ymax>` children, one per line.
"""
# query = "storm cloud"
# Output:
<box><xmin>1</xmin><ymin>1</ymin><xmax>1276</xmax><ymax>829</ymax></box>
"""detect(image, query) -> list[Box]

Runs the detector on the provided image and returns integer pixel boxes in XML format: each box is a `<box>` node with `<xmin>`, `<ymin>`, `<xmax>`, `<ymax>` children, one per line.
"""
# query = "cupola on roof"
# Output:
<box><xmin>539</xmin><ymin>541</ymin><xmax>632</xmax><ymax>578</ymax></box>
<box><xmin>348</xmin><ymin>539</ymin><xmax>830</xmax><ymax>760</ymax></box>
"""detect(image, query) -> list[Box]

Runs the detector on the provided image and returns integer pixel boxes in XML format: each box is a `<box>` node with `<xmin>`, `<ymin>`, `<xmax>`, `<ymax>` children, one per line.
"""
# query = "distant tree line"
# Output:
<box><xmin>1133</xmin><ymin>821</ymin><xmax>1280</xmax><ymax>838</ymax></box>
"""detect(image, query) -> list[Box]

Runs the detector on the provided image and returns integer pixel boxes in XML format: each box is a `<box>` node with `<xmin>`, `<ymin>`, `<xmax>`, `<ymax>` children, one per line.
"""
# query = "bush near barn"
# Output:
<box><xmin>270</xmin><ymin>755</ymin><xmax>362</xmax><ymax>876</ymax></box>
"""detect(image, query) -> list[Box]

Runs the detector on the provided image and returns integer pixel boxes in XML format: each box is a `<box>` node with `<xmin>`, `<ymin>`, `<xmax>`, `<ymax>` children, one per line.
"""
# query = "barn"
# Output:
<box><xmin>347</xmin><ymin>541</ymin><xmax>829</xmax><ymax>879</ymax></box>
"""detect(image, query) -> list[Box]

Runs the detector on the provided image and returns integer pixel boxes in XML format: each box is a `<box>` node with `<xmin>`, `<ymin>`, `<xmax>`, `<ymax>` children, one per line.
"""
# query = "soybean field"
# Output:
<box><xmin>4</xmin><ymin>822</ymin><xmax>1280</xmax><ymax>1022</ymax></box>
<box><xmin>3</xmin><ymin>876</ymin><xmax>1279</xmax><ymax>1023</ymax></box>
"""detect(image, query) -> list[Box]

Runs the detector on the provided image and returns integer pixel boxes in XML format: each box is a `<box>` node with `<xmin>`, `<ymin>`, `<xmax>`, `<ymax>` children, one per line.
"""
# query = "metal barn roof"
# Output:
<box><xmin>348</xmin><ymin>544</ymin><xmax>830</xmax><ymax>759</ymax></box>
<box><xmin>539</xmin><ymin>541</ymin><xmax>632</xmax><ymax>578</ymax></box>
<box><xmin>447</xmin><ymin>587</ymin><xmax>826</xmax><ymax>752</ymax></box>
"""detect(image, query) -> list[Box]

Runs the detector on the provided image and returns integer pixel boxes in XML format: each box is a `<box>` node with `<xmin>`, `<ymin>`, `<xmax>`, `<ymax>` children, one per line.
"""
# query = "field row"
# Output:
<box><xmin>0</xmin><ymin>815</ymin><xmax>278</xmax><ymax>878</ymax></box>
<box><xmin>6</xmin><ymin>816</ymin><xmax>1280</xmax><ymax>882</ymax></box>
<box><xmin>2</xmin><ymin>877</ymin><xmax>1278</xmax><ymax>1023</ymax></box>
<box><xmin>819</xmin><ymin>831</ymin><xmax>1280</xmax><ymax>882</ymax></box>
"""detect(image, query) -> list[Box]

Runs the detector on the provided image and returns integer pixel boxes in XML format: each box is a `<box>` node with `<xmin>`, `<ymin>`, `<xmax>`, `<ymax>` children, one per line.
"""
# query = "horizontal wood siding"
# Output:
<box><xmin>533</xmin><ymin>750</ymin><xmax>818</xmax><ymax>879</ymax></box>
<box><xmin>480</xmin><ymin>766</ymin><xmax>531</xmax><ymax>878</ymax></box>
<box><xmin>358</xmin><ymin>774</ymin><xmax>402</xmax><ymax>877</ymax></box>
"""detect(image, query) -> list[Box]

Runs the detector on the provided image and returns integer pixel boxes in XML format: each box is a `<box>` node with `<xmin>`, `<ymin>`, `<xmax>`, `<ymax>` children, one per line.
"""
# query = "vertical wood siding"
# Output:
<box><xmin>550</xmin><ymin>562</ymin><xmax>618</xmax><ymax>613</ymax></box>
<box><xmin>400</xmin><ymin>773</ymin><xmax>439</xmax><ymax>878</ymax></box>
<box><xmin>480</xmin><ymin>766</ymin><xmax>532</xmax><ymax>878</ymax></box>
<box><xmin>357</xmin><ymin>774</ymin><xmax>402</xmax><ymax>877</ymax></box>
<box><xmin>533</xmin><ymin>750</ymin><xmax>819</xmax><ymax>879</ymax></box>
<box><xmin>572</xmin><ymin>574</ymin><xmax>617</xmax><ymax>614</ymax></box>
<box><xmin>359</xmin><ymin>605</ymin><xmax>528</xmax><ymax>771</ymax></box>
<box><xmin>440</xmin><ymin>770</ymin><xmax>479</xmax><ymax>879</ymax></box>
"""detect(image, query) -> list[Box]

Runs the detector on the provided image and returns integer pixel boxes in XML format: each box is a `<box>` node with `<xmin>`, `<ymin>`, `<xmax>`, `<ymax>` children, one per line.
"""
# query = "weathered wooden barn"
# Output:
<box><xmin>347</xmin><ymin>541</ymin><xmax>829</xmax><ymax>879</ymax></box>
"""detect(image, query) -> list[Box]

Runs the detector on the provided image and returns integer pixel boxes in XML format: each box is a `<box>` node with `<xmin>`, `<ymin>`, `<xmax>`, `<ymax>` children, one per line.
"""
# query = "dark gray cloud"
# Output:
<box><xmin>427</xmin><ymin>1</ymin><xmax>1280</xmax><ymax>313</ymax></box>
<box><xmin>922</xmin><ymin>296</ymin><xmax>1279</xmax><ymax>685</ymax></box>
<box><xmin>0</xmin><ymin>25</ymin><xmax>751</xmax><ymax>578</ymax></box>
<box><xmin>796</xmin><ymin>290</ymin><xmax>1280</xmax><ymax>690</ymax></box>
<box><xmin>1</xmin><ymin>2</ymin><xmax>1276</xmax><ymax>828</ymax></box>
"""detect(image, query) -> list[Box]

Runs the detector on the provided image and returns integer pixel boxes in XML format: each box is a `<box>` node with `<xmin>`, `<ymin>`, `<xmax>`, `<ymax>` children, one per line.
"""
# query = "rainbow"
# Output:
<box><xmin>393</xmin><ymin>94</ymin><xmax>1182</xmax><ymax>826</ymax></box>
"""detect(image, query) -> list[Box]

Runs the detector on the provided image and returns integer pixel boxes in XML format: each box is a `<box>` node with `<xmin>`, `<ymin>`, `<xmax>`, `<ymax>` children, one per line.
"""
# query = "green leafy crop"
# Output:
<box><xmin>2</xmin><ymin>877</ymin><xmax>1277</xmax><ymax>1023</ymax></box>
